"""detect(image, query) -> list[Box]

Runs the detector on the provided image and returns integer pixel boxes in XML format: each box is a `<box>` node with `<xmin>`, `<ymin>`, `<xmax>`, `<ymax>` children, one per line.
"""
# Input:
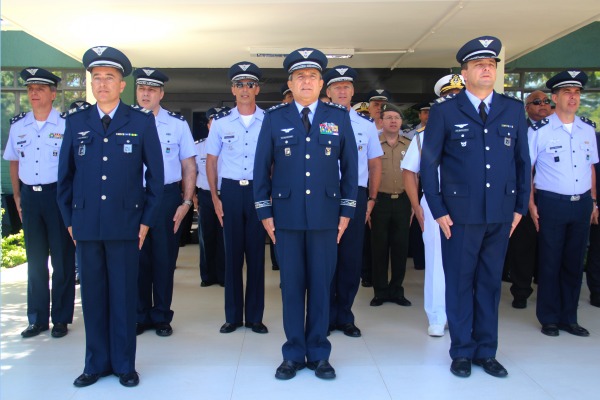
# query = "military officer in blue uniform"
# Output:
<box><xmin>206</xmin><ymin>62</ymin><xmax>268</xmax><ymax>335</ymax></box>
<box><xmin>529</xmin><ymin>70</ymin><xmax>598</xmax><ymax>337</ymax></box>
<box><xmin>57</xmin><ymin>46</ymin><xmax>164</xmax><ymax>388</ymax></box>
<box><xmin>323</xmin><ymin>66</ymin><xmax>382</xmax><ymax>338</ymax></box>
<box><xmin>3</xmin><ymin>68</ymin><xmax>75</xmax><ymax>339</ymax></box>
<box><xmin>196</xmin><ymin>107</ymin><xmax>229</xmax><ymax>287</ymax></box>
<box><xmin>420</xmin><ymin>36</ymin><xmax>531</xmax><ymax>378</ymax></box>
<box><xmin>254</xmin><ymin>48</ymin><xmax>358</xmax><ymax>380</ymax></box>
<box><xmin>133</xmin><ymin>68</ymin><xmax>197</xmax><ymax>337</ymax></box>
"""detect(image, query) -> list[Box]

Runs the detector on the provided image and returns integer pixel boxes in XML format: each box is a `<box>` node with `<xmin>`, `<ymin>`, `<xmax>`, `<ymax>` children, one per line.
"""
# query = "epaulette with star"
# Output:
<box><xmin>265</xmin><ymin>102</ymin><xmax>290</xmax><ymax>113</ymax></box>
<box><xmin>167</xmin><ymin>110</ymin><xmax>186</xmax><ymax>121</ymax></box>
<box><xmin>10</xmin><ymin>112</ymin><xmax>27</xmax><ymax>125</ymax></box>
<box><xmin>531</xmin><ymin>118</ymin><xmax>549</xmax><ymax>131</ymax></box>
<box><xmin>213</xmin><ymin>108</ymin><xmax>232</xmax><ymax>120</ymax></box>
<box><xmin>580</xmin><ymin>116</ymin><xmax>597</xmax><ymax>129</ymax></box>
<box><xmin>323</xmin><ymin>101</ymin><xmax>347</xmax><ymax>111</ymax></box>
<box><xmin>435</xmin><ymin>93</ymin><xmax>457</xmax><ymax>104</ymax></box>
<box><xmin>500</xmin><ymin>92</ymin><xmax>523</xmax><ymax>103</ymax></box>
<box><xmin>131</xmin><ymin>104</ymin><xmax>152</xmax><ymax>114</ymax></box>
<box><xmin>357</xmin><ymin>112</ymin><xmax>374</xmax><ymax>122</ymax></box>
<box><xmin>68</xmin><ymin>103</ymin><xmax>91</xmax><ymax>115</ymax></box>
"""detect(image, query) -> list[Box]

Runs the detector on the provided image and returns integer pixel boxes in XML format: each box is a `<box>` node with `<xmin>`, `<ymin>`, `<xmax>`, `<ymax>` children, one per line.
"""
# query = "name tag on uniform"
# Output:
<box><xmin>285</xmin><ymin>147</ymin><xmax>291</xmax><ymax>156</ymax></box>
<box><xmin>78</xmin><ymin>145</ymin><xmax>86</xmax><ymax>156</ymax></box>
<box><xmin>124</xmin><ymin>144</ymin><xmax>132</xmax><ymax>153</ymax></box>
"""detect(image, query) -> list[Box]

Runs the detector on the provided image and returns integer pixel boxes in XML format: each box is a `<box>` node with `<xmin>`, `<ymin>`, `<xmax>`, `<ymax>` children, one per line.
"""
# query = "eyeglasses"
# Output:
<box><xmin>382</xmin><ymin>116</ymin><xmax>402</xmax><ymax>121</ymax></box>
<box><xmin>233</xmin><ymin>82</ymin><xmax>258</xmax><ymax>89</ymax></box>
<box><xmin>527</xmin><ymin>98</ymin><xmax>551</xmax><ymax>106</ymax></box>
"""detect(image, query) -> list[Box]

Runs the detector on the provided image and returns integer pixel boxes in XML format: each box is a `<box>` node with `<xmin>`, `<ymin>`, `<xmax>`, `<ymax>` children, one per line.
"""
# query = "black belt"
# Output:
<box><xmin>22</xmin><ymin>183</ymin><xmax>57</xmax><ymax>192</ymax></box>
<box><xmin>223</xmin><ymin>178</ymin><xmax>252</xmax><ymax>186</ymax></box>
<box><xmin>537</xmin><ymin>189</ymin><xmax>591</xmax><ymax>202</ymax></box>
<box><xmin>378</xmin><ymin>191</ymin><xmax>405</xmax><ymax>200</ymax></box>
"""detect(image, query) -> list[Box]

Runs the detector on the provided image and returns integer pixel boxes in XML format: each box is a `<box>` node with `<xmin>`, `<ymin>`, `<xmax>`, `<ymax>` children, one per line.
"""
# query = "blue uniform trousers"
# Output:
<box><xmin>21</xmin><ymin>183</ymin><xmax>75</xmax><ymax>326</ymax></box>
<box><xmin>198</xmin><ymin>188</ymin><xmax>225</xmax><ymax>285</ymax></box>
<box><xmin>221</xmin><ymin>178</ymin><xmax>265</xmax><ymax>324</ymax></box>
<box><xmin>442</xmin><ymin>222</ymin><xmax>510</xmax><ymax>359</ymax></box>
<box><xmin>536</xmin><ymin>190</ymin><xmax>592</xmax><ymax>325</ymax></box>
<box><xmin>330</xmin><ymin>187</ymin><xmax>367</xmax><ymax>325</ymax></box>
<box><xmin>138</xmin><ymin>183</ymin><xmax>181</xmax><ymax>324</ymax></box>
<box><xmin>586</xmin><ymin>224</ymin><xmax>600</xmax><ymax>301</ymax></box>
<box><xmin>277</xmin><ymin>229</ymin><xmax>337</xmax><ymax>363</ymax></box>
<box><xmin>78</xmin><ymin>239</ymin><xmax>139</xmax><ymax>375</ymax></box>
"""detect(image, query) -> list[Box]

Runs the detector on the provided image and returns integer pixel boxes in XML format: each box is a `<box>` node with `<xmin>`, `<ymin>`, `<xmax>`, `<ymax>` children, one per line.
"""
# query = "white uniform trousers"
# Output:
<box><xmin>422</xmin><ymin>195</ymin><xmax>447</xmax><ymax>326</ymax></box>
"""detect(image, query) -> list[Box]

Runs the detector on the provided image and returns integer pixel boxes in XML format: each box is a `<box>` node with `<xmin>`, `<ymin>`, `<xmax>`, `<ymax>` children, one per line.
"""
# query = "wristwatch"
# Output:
<box><xmin>367</xmin><ymin>197</ymin><xmax>378</xmax><ymax>203</ymax></box>
<box><xmin>182</xmin><ymin>199</ymin><xmax>193</xmax><ymax>207</ymax></box>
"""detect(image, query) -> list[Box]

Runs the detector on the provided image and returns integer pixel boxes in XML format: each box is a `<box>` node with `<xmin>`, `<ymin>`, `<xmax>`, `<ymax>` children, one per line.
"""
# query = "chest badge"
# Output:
<box><xmin>325</xmin><ymin>147</ymin><xmax>331</xmax><ymax>156</ymax></box>
<box><xmin>460</xmin><ymin>141</ymin><xmax>467</xmax><ymax>147</ymax></box>
<box><xmin>358</xmin><ymin>145</ymin><xmax>363</xmax><ymax>152</ymax></box>
<box><xmin>124</xmin><ymin>144</ymin><xmax>133</xmax><ymax>154</ymax></box>
<box><xmin>78</xmin><ymin>144</ymin><xmax>86</xmax><ymax>156</ymax></box>
<box><xmin>504</xmin><ymin>138</ymin><xmax>511</xmax><ymax>147</ymax></box>
<box><xmin>284</xmin><ymin>147</ymin><xmax>291</xmax><ymax>156</ymax></box>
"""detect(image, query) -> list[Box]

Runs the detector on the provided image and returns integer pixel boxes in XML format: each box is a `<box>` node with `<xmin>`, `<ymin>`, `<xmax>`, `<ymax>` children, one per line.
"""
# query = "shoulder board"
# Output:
<box><xmin>323</xmin><ymin>101</ymin><xmax>347</xmax><ymax>110</ymax></box>
<box><xmin>357</xmin><ymin>112</ymin><xmax>374</xmax><ymax>122</ymax></box>
<box><xmin>531</xmin><ymin>118</ymin><xmax>549</xmax><ymax>131</ymax></box>
<box><xmin>416</xmin><ymin>126</ymin><xmax>426</xmax><ymax>133</ymax></box>
<box><xmin>213</xmin><ymin>109</ymin><xmax>232</xmax><ymax>120</ymax></box>
<box><xmin>68</xmin><ymin>103</ymin><xmax>91</xmax><ymax>115</ymax></box>
<box><xmin>434</xmin><ymin>93</ymin><xmax>457</xmax><ymax>104</ymax></box>
<box><xmin>167</xmin><ymin>110</ymin><xmax>186</xmax><ymax>121</ymax></box>
<box><xmin>580</xmin><ymin>116</ymin><xmax>597</xmax><ymax>129</ymax></box>
<box><xmin>131</xmin><ymin>104</ymin><xmax>152</xmax><ymax>114</ymax></box>
<box><xmin>10</xmin><ymin>112</ymin><xmax>27</xmax><ymax>125</ymax></box>
<box><xmin>60</xmin><ymin>112</ymin><xmax>67</xmax><ymax>119</ymax></box>
<box><xmin>500</xmin><ymin>92</ymin><xmax>523</xmax><ymax>103</ymax></box>
<box><xmin>265</xmin><ymin>102</ymin><xmax>290</xmax><ymax>113</ymax></box>
<box><xmin>197</xmin><ymin>138</ymin><xmax>206</xmax><ymax>143</ymax></box>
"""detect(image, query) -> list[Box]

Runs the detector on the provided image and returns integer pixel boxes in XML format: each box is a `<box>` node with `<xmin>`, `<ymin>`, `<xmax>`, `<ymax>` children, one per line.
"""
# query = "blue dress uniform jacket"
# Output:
<box><xmin>57</xmin><ymin>103</ymin><xmax>164</xmax><ymax>240</ymax></box>
<box><xmin>254</xmin><ymin>101</ymin><xmax>358</xmax><ymax>228</ymax></box>
<box><xmin>421</xmin><ymin>91</ymin><xmax>531</xmax><ymax>224</ymax></box>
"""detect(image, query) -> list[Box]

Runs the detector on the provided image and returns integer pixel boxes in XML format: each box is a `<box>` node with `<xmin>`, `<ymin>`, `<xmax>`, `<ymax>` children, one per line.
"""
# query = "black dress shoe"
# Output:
<box><xmin>155</xmin><ymin>323</ymin><xmax>173</xmax><ymax>337</ymax></box>
<box><xmin>200</xmin><ymin>281</ymin><xmax>214</xmax><ymax>287</ymax></box>
<box><xmin>275</xmin><ymin>360</ymin><xmax>305</xmax><ymax>380</ymax></box>
<box><xmin>473</xmin><ymin>358</ymin><xmax>508</xmax><ymax>377</ymax></box>
<box><xmin>450</xmin><ymin>357</ymin><xmax>471</xmax><ymax>378</ymax></box>
<box><xmin>245</xmin><ymin>322</ymin><xmax>268</xmax><ymax>334</ymax></box>
<box><xmin>220</xmin><ymin>322</ymin><xmax>242</xmax><ymax>333</ymax></box>
<box><xmin>136</xmin><ymin>323</ymin><xmax>153</xmax><ymax>336</ymax></box>
<box><xmin>337</xmin><ymin>323</ymin><xmax>361</xmax><ymax>338</ymax></box>
<box><xmin>51</xmin><ymin>323</ymin><xmax>68</xmax><ymax>338</ymax></box>
<box><xmin>558</xmin><ymin>323</ymin><xmax>590</xmax><ymax>337</ymax></box>
<box><xmin>512</xmin><ymin>299</ymin><xmax>527</xmax><ymax>309</ymax></box>
<box><xmin>392</xmin><ymin>297</ymin><xmax>412</xmax><ymax>306</ymax></box>
<box><xmin>370</xmin><ymin>297</ymin><xmax>385</xmax><ymax>306</ymax></box>
<box><xmin>118</xmin><ymin>371</ymin><xmax>139</xmax><ymax>387</ymax></box>
<box><xmin>361</xmin><ymin>280</ymin><xmax>373</xmax><ymax>288</ymax></box>
<box><xmin>73</xmin><ymin>371</ymin><xmax>112</xmax><ymax>387</ymax></box>
<box><xmin>307</xmin><ymin>360</ymin><xmax>336</xmax><ymax>380</ymax></box>
<box><xmin>541</xmin><ymin>323</ymin><xmax>559</xmax><ymax>337</ymax></box>
<box><xmin>21</xmin><ymin>324</ymin><xmax>48</xmax><ymax>338</ymax></box>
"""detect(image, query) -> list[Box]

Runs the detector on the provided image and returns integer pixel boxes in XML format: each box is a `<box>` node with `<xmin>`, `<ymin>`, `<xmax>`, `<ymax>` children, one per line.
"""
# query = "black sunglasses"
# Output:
<box><xmin>232</xmin><ymin>82</ymin><xmax>258</xmax><ymax>89</ymax></box>
<box><xmin>527</xmin><ymin>98</ymin><xmax>551</xmax><ymax>106</ymax></box>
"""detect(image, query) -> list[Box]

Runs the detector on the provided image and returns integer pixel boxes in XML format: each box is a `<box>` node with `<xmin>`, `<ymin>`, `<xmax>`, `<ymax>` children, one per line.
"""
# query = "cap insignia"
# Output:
<box><xmin>238</xmin><ymin>64</ymin><xmax>250</xmax><ymax>71</ymax></box>
<box><xmin>92</xmin><ymin>46</ymin><xmax>107</xmax><ymax>56</ymax></box>
<box><xmin>376</xmin><ymin>89</ymin><xmax>384</xmax><ymax>94</ymax></box>
<box><xmin>336</xmin><ymin>68</ymin><xmax>348</xmax><ymax>75</ymax></box>
<box><xmin>143</xmin><ymin>69</ymin><xmax>155</xmax><ymax>76</ymax></box>
<box><xmin>299</xmin><ymin>50</ymin><xmax>313</xmax><ymax>59</ymax></box>
<box><xmin>568</xmin><ymin>71</ymin><xmax>581</xmax><ymax>78</ymax></box>
<box><xmin>26</xmin><ymin>68</ymin><xmax>38</xmax><ymax>75</ymax></box>
<box><xmin>479</xmin><ymin>39</ymin><xmax>493</xmax><ymax>48</ymax></box>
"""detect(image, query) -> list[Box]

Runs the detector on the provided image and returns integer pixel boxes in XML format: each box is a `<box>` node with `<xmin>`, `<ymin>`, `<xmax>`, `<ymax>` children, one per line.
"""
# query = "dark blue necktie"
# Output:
<box><xmin>301</xmin><ymin>107</ymin><xmax>311</xmax><ymax>134</ymax></box>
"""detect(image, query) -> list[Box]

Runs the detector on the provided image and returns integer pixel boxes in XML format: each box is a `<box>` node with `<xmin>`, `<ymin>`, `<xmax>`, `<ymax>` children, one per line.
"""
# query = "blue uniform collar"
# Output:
<box><xmin>465</xmin><ymin>89</ymin><xmax>493</xmax><ymax>114</ymax></box>
<box><xmin>294</xmin><ymin>100</ymin><xmax>318</xmax><ymax>123</ymax></box>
